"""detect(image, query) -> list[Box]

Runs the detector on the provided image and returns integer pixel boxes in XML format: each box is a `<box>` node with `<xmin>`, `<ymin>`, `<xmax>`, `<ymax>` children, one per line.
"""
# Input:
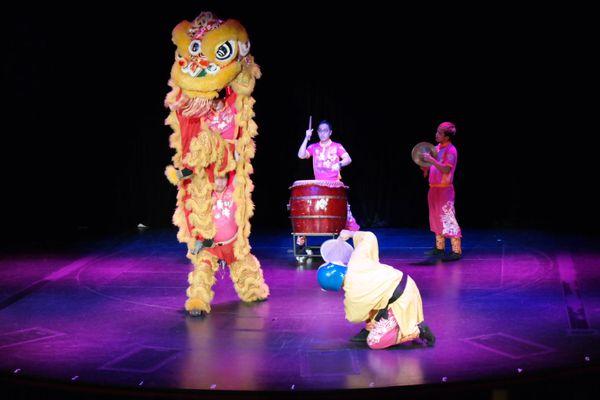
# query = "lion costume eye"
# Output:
<box><xmin>189</xmin><ymin>40</ymin><xmax>202</xmax><ymax>56</ymax></box>
<box><xmin>215</xmin><ymin>40</ymin><xmax>236</xmax><ymax>62</ymax></box>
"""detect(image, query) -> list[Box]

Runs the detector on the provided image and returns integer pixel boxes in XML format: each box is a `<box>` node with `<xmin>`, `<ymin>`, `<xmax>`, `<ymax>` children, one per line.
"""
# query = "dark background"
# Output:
<box><xmin>2</xmin><ymin>2</ymin><xmax>596</xmax><ymax>244</ymax></box>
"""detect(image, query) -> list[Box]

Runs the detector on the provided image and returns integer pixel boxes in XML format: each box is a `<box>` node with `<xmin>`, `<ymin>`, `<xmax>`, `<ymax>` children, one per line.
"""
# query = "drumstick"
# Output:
<box><xmin>308</xmin><ymin>115</ymin><xmax>312</xmax><ymax>131</ymax></box>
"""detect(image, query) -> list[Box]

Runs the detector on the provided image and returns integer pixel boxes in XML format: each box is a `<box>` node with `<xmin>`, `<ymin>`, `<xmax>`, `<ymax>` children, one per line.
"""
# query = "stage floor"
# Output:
<box><xmin>0</xmin><ymin>228</ymin><xmax>598</xmax><ymax>393</ymax></box>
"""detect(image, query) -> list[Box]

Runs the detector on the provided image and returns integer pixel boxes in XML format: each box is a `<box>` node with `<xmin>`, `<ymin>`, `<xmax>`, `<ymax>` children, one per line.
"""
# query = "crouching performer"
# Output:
<box><xmin>318</xmin><ymin>230</ymin><xmax>435</xmax><ymax>349</ymax></box>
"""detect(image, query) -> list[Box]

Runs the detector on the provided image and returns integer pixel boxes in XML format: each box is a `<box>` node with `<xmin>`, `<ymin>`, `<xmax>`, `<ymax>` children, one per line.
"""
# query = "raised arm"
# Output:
<box><xmin>298</xmin><ymin>129</ymin><xmax>313</xmax><ymax>159</ymax></box>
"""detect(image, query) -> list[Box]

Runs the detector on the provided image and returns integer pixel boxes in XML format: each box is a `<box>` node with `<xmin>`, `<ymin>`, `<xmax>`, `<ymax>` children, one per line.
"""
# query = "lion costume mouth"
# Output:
<box><xmin>171</xmin><ymin>61</ymin><xmax>241</xmax><ymax>99</ymax></box>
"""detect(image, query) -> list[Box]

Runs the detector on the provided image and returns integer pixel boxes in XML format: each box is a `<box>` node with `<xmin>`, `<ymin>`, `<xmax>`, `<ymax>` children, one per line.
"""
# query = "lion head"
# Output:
<box><xmin>170</xmin><ymin>12</ymin><xmax>252</xmax><ymax>100</ymax></box>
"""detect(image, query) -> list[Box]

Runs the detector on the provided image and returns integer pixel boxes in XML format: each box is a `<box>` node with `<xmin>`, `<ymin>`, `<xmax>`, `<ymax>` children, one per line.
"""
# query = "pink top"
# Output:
<box><xmin>204</xmin><ymin>94</ymin><xmax>237</xmax><ymax>140</ymax></box>
<box><xmin>429</xmin><ymin>142</ymin><xmax>458</xmax><ymax>187</ymax></box>
<box><xmin>212</xmin><ymin>185</ymin><xmax>237</xmax><ymax>243</ymax></box>
<box><xmin>306</xmin><ymin>140</ymin><xmax>349</xmax><ymax>181</ymax></box>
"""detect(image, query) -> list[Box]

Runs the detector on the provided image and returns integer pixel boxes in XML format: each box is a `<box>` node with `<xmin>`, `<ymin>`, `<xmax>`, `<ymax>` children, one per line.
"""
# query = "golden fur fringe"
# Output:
<box><xmin>229</xmin><ymin>253</ymin><xmax>269</xmax><ymax>302</ymax></box>
<box><xmin>165</xmin><ymin>165</ymin><xmax>180</xmax><ymax>186</ymax></box>
<box><xmin>165</xmin><ymin>57</ymin><xmax>260</xmax><ymax>268</ymax></box>
<box><xmin>185</xmin><ymin>251</ymin><xmax>219</xmax><ymax>312</ymax></box>
<box><xmin>165</xmin><ymin>33</ymin><xmax>268</xmax><ymax>313</ymax></box>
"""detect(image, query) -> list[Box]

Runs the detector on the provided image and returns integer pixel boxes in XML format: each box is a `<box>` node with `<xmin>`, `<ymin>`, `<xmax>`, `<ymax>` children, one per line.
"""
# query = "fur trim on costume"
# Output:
<box><xmin>165</xmin><ymin>165</ymin><xmax>180</xmax><ymax>186</ymax></box>
<box><xmin>185</xmin><ymin>251</ymin><xmax>219</xmax><ymax>313</ymax></box>
<box><xmin>166</xmin><ymin>11</ymin><xmax>267</xmax><ymax>314</ymax></box>
<box><xmin>229</xmin><ymin>254</ymin><xmax>269</xmax><ymax>302</ymax></box>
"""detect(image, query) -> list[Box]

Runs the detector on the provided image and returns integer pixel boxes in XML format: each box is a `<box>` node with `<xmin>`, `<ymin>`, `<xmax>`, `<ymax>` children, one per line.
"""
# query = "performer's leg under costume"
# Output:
<box><xmin>428</xmin><ymin>186</ymin><xmax>462</xmax><ymax>254</ymax></box>
<box><xmin>185</xmin><ymin>251</ymin><xmax>220</xmax><ymax>313</ymax></box>
<box><xmin>229</xmin><ymin>253</ymin><xmax>269</xmax><ymax>302</ymax></box>
<box><xmin>435</xmin><ymin>235</ymin><xmax>445</xmax><ymax>251</ymax></box>
<box><xmin>164</xmin><ymin>12</ymin><xmax>267</xmax><ymax>314</ymax></box>
<box><xmin>366</xmin><ymin>277</ymin><xmax>425</xmax><ymax>350</ymax></box>
<box><xmin>451</xmin><ymin>237</ymin><xmax>462</xmax><ymax>255</ymax></box>
<box><xmin>367</xmin><ymin>310</ymin><xmax>422</xmax><ymax>349</ymax></box>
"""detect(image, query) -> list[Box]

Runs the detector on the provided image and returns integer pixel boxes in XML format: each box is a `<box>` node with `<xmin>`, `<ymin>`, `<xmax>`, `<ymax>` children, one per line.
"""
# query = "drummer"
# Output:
<box><xmin>297</xmin><ymin>120</ymin><xmax>360</xmax><ymax>231</ymax></box>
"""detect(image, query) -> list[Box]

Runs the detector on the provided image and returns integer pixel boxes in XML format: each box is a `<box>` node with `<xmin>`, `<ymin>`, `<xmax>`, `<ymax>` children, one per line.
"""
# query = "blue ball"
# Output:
<box><xmin>317</xmin><ymin>262</ymin><xmax>347</xmax><ymax>292</ymax></box>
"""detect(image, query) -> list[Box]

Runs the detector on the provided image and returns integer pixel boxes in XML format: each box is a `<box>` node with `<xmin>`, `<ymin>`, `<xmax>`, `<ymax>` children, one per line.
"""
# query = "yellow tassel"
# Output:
<box><xmin>165</xmin><ymin>165</ymin><xmax>180</xmax><ymax>186</ymax></box>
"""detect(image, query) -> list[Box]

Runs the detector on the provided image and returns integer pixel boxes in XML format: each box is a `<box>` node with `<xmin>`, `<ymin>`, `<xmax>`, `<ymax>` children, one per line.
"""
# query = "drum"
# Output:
<box><xmin>288</xmin><ymin>180</ymin><xmax>348</xmax><ymax>234</ymax></box>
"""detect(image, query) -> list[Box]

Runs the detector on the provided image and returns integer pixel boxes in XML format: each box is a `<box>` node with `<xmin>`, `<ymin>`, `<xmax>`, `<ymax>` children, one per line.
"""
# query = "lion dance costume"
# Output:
<box><xmin>164</xmin><ymin>12</ymin><xmax>269</xmax><ymax>315</ymax></box>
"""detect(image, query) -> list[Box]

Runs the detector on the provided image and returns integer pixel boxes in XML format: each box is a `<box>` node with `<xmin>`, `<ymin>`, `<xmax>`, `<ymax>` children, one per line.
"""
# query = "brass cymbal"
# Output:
<box><xmin>411</xmin><ymin>142</ymin><xmax>437</xmax><ymax>167</ymax></box>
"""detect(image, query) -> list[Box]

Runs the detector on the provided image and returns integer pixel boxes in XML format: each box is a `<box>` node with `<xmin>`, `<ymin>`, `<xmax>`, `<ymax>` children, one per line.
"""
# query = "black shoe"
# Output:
<box><xmin>419</xmin><ymin>323</ymin><xmax>435</xmax><ymax>346</ymax></box>
<box><xmin>350</xmin><ymin>328</ymin><xmax>370</xmax><ymax>342</ymax></box>
<box><xmin>424</xmin><ymin>248</ymin><xmax>445</xmax><ymax>256</ymax></box>
<box><xmin>442</xmin><ymin>252</ymin><xmax>462</xmax><ymax>262</ymax></box>
<box><xmin>188</xmin><ymin>309</ymin><xmax>207</xmax><ymax>318</ymax></box>
<box><xmin>253</xmin><ymin>297</ymin><xmax>268</xmax><ymax>303</ymax></box>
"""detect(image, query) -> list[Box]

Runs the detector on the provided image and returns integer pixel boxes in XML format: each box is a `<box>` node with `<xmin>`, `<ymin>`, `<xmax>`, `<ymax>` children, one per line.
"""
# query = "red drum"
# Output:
<box><xmin>288</xmin><ymin>180</ymin><xmax>348</xmax><ymax>234</ymax></box>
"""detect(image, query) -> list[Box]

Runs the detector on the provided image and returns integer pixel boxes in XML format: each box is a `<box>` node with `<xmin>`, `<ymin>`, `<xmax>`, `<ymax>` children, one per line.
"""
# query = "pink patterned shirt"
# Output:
<box><xmin>204</xmin><ymin>94</ymin><xmax>237</xmax><ymax>140</ymax></box>
<box><xmin>306</xmin><ymin>140</ymin><xmax>349</xmax><ymax>181</ymax></box>
<box><xmin>429</xmin><ymin>142</ymin><xmax>458</xmax><ymax>187</ymax></box>
<box><xmin>212</xmin><ymin>185</ymin><xmax>237</xmax><ymax>243</ymax></box>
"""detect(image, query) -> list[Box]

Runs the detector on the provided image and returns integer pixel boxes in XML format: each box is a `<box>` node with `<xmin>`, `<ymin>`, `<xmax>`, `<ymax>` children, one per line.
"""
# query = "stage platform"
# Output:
<box><xmin>1</xmin><ymin>229</ymin><xmax>598</xmax><ymax>398</ymax></box>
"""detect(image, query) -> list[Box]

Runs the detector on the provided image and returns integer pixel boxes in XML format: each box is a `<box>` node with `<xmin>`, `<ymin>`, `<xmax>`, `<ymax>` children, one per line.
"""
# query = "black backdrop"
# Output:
<box><xmin>2</xmin><ymin>3</ymin><xmax>597</xmax><ymax>243</ymax></box>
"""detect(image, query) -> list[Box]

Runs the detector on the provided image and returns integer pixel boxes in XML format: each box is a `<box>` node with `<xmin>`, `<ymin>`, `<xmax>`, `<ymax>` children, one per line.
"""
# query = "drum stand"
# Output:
<box><xmin>292</xmin><ymin>232</ymin><xmax>338</xmax><ymax>262</ymax></box>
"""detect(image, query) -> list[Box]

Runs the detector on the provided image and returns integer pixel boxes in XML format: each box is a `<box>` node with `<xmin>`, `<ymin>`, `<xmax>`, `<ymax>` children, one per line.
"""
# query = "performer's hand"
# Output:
<box><xmin>190</xmin><ymin>240</ymin><xmax>204</xmax><ymax>255</ymax></box>
<box><xmin>331</xmin><ymin>162</ymin><xmax>341</xmax><ymax>171</ymax></box>
<box><xmin>176</xmin><ymin>168</ymin><xmax>194</xmax><ymax>180</ymax></box>
<box><xmin>338</xmin><ymin>229</ymin><xmax>353</xmax><ymax>241</ymax></box>
<box><xmin>422</xmin><ymin>153</ymin><xmax>435</xmax><ymax>164</ymax></box>
<box><xmin>366</xmin><ymin>321</ymin><xmax>375</xmax><ymax>331</ymax></box>
<box><xmin>305</xmin><ymin>129</ymin><xmax>313</xmax><ymax>140</ymax></box>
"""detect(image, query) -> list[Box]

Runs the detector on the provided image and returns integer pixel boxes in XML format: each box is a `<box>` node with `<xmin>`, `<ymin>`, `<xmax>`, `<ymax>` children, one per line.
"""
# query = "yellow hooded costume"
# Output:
<box><xmin>343</xmin><ymin>231</ymin><xmax>424</xmax><ymax>342</ymax></box>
